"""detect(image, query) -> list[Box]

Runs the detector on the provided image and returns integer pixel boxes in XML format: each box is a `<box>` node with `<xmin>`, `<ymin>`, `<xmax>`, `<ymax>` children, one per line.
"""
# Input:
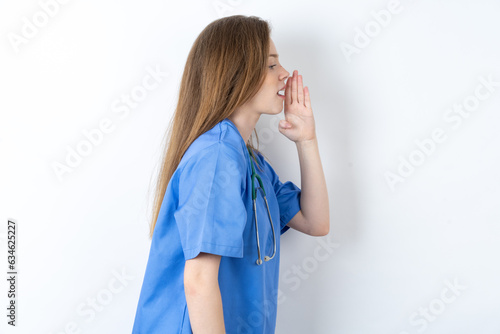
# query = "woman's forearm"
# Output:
<box><xmin>296</xmin><ymin>136</ymin><xmax>330</xmax><ymax>235</ymax></box>
<box><xmin>184</xmin><ymin>253</ymin><xmax>226</xmax><ymax>333</ymax></box>
<box><xmin>185</xmin><ymin>281</ymin><xmax>225</xmax><ymax>333</ymax></box>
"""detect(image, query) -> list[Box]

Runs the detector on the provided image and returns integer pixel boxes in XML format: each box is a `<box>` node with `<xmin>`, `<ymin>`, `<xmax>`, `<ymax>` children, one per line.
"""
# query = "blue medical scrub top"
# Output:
<box><xmin>132</xmin><ymin>118</ymin><xmax>302</xmax><ymax>334</ymax></box>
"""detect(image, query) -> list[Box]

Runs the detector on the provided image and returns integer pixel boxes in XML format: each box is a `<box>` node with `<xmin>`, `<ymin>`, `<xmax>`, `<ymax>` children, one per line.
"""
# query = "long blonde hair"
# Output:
<box><xmin>148</xmin><ymin>15</ymin><xmax>271</xmax><ymax>239</ymax></box>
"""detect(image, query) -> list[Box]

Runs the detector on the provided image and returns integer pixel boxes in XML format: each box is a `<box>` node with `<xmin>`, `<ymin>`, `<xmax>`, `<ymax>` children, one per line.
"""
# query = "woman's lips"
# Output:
<box><xmin>277</xmin><ymin>84</ymin><xmax>286</xmax><ymax>99</ymax></box>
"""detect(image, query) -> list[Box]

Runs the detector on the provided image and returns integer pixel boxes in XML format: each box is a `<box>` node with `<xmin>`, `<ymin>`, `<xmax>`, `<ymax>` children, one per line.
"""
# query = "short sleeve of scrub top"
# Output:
<box><xmin>174</xmin><ymin>141</ymin><xmax>247</xmax><ymax>261</ymax></box>
<box><xmin>255</xmin><ymin>152</ymin><xmax>302</xmax><ymax>235</ymax></box>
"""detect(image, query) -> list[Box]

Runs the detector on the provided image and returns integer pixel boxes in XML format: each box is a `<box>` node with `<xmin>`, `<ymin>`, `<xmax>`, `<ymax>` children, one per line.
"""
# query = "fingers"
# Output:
<box><xmin>291</xmin><ymin>70</ymin><xmax>297</xmax><ymax>104</ymax></box>
<box><xmin>286</xmin><ymin>70</ymin><xmax>309</xmax><ymax>108</ymax></box>
<box><xmin>298</xmin><ymin>74</ymin><xmax>304</xmax><ymax>104</ymax></box>
<box><xmin>304</xmin><ymin>86</ymin><xmax>311</xmax><ymax>109</ymax></box>
<box><xmin>285</xmin><ymin>74</ymin><xmax>292</xmax><ymax>105</ymax></box>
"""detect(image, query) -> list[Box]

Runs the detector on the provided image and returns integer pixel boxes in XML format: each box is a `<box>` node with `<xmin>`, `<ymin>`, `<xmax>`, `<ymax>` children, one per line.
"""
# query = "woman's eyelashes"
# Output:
<box><xmin>269</xmin><ymin>64</ymin><xmax>277</xmax><ymax>69</ymax></box>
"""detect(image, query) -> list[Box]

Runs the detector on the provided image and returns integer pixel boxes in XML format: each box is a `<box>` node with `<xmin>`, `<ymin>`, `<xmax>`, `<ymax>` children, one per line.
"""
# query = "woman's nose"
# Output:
<box><xmin>281</xmin><ymin>68</ymin><xmax>290</xmax><ymax>82</ymax></box>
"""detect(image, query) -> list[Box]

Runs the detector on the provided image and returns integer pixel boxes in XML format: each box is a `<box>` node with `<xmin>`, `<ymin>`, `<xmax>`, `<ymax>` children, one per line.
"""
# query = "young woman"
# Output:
<box><xmin>132</xmin><ymin>15</ymin><xmax>329</xmax><ymax>334</ymax></box>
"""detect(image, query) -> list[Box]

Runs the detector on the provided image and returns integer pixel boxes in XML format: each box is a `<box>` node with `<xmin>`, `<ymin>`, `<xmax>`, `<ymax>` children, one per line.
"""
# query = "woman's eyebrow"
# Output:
<box><xmin>269</xmin><ymin>54</ymin><xmax>279</xmax><ymax>58</ymax></box>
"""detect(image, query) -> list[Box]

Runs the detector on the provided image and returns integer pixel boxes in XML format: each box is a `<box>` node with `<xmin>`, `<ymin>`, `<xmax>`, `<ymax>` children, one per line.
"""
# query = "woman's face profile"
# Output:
<box><xmin>247</xmin><ymin>38</ymin><xmax>290</xmax><ymax>116</ymax></box>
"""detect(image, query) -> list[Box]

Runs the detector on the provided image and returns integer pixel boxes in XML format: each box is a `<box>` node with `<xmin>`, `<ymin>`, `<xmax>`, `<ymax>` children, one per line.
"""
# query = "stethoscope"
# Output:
<box><xmin>247</xmin><ymin>146</ymin><xmax>276</xmax><ymax>265</ymax></box>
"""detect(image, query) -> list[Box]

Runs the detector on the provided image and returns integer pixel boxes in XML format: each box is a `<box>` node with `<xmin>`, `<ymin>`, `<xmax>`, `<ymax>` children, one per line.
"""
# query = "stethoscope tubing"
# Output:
<box><xmin>248</xmin><ymin>146</ymin><xmax>277</xmax><ymax>265</ymax></box>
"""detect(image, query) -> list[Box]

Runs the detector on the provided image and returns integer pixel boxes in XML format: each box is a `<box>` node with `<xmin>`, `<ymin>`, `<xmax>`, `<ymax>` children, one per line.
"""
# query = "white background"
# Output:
<box><xmin>1</xmin><ymin>0</ymin><xmax>500</xmax><ymax>333</ymax></box>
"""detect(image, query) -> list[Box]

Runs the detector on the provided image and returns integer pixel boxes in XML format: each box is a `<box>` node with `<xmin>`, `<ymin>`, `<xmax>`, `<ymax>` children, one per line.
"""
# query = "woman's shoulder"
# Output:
<box><xmin>177</xmin><ymin>139</ymin><xmax>247</xmax><ymax>180</ymax></box>
<box><xmin>181</xmin><ymin>120</ymin><xmax>244</xmax><ymax>160</ymax></box>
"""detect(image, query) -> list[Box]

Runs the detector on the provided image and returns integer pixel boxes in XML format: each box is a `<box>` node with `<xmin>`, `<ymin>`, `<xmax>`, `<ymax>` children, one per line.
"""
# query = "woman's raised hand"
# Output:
<box><xmin>279</xmin><ymin>70</ymin><xmax>316</xmax><ymax>143</ymax></box>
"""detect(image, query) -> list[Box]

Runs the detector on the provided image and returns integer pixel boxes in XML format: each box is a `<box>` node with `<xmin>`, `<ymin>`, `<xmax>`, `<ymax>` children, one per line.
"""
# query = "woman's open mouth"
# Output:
<box><xmin>277</xmin><ymin>86</ymin><xmax>286</xmax><ymax>99</ymax></box>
